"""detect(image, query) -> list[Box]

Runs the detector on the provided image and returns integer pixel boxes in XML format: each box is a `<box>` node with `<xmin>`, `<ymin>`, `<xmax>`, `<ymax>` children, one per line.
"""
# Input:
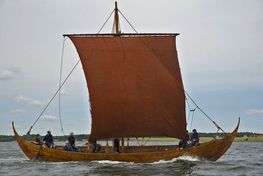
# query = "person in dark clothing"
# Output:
<box><xmin>67</xmin><ymin>132</ymin><xmax>79</xmax><ymax>152</ymax></box>
<box><xmin>113</xmin><ymin>138</ymin><xmax>120</xmax><ymax>153</ymax></box>
<box><xmin>178</xmin><ymin>130</ymin><xmax>189</xmax><ymax>149</ymax></box>
<box><xmin>64</xmin><ymin>141</ymin><xmax>71</xmax><ymax>151</ymax></box>
<box><xmin>190</xmin><ymin>129</ymin><xmax>199</xmax><ymax>147</ymax></box>
<box><xmin>68</xmin><ymin>132</ymin><xmax>75</xmax><ymax>147</ymax></box>
<box><xmin>43</xmin><ymin>130</ymin><xmax>54</xmax><ymax>148</ymax></box>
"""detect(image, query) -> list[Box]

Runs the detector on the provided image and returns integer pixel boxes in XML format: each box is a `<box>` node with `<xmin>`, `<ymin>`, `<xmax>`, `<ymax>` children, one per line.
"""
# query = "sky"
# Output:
<box><xmin>0</xmin><ymin>0</ymin><xmax>262</xmax><ymax>135</ymax></box>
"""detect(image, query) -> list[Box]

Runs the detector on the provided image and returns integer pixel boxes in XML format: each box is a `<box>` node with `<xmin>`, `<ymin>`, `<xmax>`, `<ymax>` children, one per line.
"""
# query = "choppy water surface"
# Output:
<box><xmin>0</xmin><ymin>142</ymin><xmax>262</xmax><ymax>176</ymax></box>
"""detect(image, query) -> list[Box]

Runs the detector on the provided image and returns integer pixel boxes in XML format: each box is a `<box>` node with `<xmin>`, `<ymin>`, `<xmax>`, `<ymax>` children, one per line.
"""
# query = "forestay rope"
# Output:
<box><xmin>184</xmin><ymin>91</ymin><xmax>226</xmax><ymax>133</ymax></box>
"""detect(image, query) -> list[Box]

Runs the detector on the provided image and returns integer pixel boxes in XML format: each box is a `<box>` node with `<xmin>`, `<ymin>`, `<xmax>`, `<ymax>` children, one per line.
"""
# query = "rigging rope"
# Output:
<box><xmin>135</xmin><ymin>137</ymin><xmax>151</xmax><ymax>146</ymax></box>
<box><xmin>142</xmin><ymin>137</ymin><xmax>151</xmax><ymax>146</ymax></box>
<box><xmin>97</xmin><ymin>9</ymin><xmax>115</xmax><ymax>34</ymax></box>
<box><xmin>97</xmin><ymin>7</ymin><xmax>138</xmax><ymax>34</ymax></box>
<box><xmin>26</xmin><ymin>59</ymin><xmax>80</xmax><ymax>135</ymax></box>
<box><xmin>186</xmin><ymin>98</ymin><xmax>191</xmax><ymax>126</ymax></box>
<box><xmin>186</xmin><ymin>98</ymin><xmax>196</xmax><ymax>131</ymax></box>
<box><xmin>118</xmin><ymin>9</ymin><xmax>138</xmax><ymax>33</ymax></box>
<box><xmin>189</xmin><ymin>108</ymin><xmax>196</xmax><ymax>131</ymax></box>
<box><xmin>135</xmin><ymin>137</ymin><xmax>146</xmax><ymax>146</ymax></box>
<box><xmin>58</xmin><ymin>37</ymin><xmax>67</xmax><ymax>136</ymax></box>
<box><xmin>184</xmin><ymin>91</ymin><xmax>226</xmax><ymax>133</ymax></box>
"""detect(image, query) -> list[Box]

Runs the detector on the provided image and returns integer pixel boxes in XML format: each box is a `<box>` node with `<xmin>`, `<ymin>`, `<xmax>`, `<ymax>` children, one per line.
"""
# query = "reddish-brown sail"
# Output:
<box><xmin>67</xmin><ymin>34</ymin><xmax>186</xmax><ymax>142</ymax></box>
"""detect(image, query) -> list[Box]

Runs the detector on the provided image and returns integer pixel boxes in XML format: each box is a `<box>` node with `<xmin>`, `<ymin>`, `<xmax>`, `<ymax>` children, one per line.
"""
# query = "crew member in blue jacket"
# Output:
<box><xmin>43</xmin><ymin>130</ymin><xmax>54</xmax><ymax>148</ymax></box>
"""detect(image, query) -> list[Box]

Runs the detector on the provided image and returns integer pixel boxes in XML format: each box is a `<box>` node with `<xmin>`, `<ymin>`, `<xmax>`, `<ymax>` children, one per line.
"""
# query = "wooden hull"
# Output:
<box><xmin>12</xmin><ymin>119</ymin><xmax>239</xmax><ymax>163</ymax></box>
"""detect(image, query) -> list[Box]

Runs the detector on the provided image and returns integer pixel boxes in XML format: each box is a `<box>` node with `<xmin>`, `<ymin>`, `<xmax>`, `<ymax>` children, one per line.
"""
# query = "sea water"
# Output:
<box><xmin>0</xmin><ymin>142</ymin><xmax>263</xmax><ymax>176</ymax></box>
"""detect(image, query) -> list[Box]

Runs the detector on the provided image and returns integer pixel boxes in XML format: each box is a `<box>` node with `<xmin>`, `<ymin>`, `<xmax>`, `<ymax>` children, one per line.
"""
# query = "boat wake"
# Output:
<box><xmin>152</xmin><ymin>156</ymin><xmax>200</xmax><ymax>164</ymax></box>
<box><xmin>92</xmin><ymin>160</ymin><xmax>134</xmax><ymax>165</ymax></box>
<box><xmin>40</xmin><ymin>161</ymin><xmax>81</xmax><ymax>165</ymax></box>
<box><xmin>90</xmin><ymin>156</ymin><xmax>199</xmax><ymax>165</ymax></box>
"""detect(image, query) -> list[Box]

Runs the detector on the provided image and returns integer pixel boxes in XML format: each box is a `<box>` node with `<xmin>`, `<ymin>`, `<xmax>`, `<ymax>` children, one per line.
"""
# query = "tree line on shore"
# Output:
<box><xmin>0</xmin><ymin>132</ymin><xmax>262</xmax><ymax>142</ymax></box>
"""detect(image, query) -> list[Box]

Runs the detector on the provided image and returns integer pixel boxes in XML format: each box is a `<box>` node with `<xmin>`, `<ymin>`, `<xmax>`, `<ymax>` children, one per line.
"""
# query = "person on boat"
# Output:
<box><xmin>67</xmin><ymin>132</ymin><xmax>79</xmax><ymax>152</ymax></box>
<box><xmin>68</xmin><ymin>132</ymin><xmax>75</xmax><ymax>146</ymax></box>
<box><xmin>33</xmin><ymin>134</ymin><xmax>43</xmax><ymax>145</ymax></box>
<box><xmin>113</xmin><ymin>138</ymin><xmax>120</xmax><ymax>153</ymax></box>
<box><xmin>64</xmin><ymin>141</ymin><xmax>71</xmax><ymax>151</ymax></box>
<box><xmin>178</xmin><ymin>130</ymin><xmax>189</xmax><ymax>149</ymax></box>
<box><xmin>190</xmin><ymin>129</ymin><xmax>199</xmax><ymax>147</ymax></box>
<box><xmin>43</xmin><ymin>130</ymin><xmax>54</xmax><ymax>148</ymax></box>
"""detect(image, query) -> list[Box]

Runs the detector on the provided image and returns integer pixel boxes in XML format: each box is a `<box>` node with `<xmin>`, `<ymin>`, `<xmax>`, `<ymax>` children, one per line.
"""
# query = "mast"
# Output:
<box><xmin>114</xmin><ymin>0</ymin><xmax>124</xmax><ymax>150</ymax></box>
<box><xmin>113</xmin><ymin>0</ymin><xmax>121</xmax><ymax>34</ymax></box>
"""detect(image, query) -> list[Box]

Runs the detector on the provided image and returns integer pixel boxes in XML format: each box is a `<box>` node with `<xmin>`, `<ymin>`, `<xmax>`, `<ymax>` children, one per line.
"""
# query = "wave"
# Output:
<box><xmin>152</xmin><ymin>156</ymin><xmax>200</xmax><ymax>164</ymax></box>
<box><xmin>90</xmin><ymin>156</ymin><xmax>200</xmax><ymax>165</ymax></box>
<box><xmin>92</xmin><ymin>160</ymin><xmax>134</xmax><ymax>165</ymax></box>
<box><xmin>0</xmin><ymin>158</ymin><xmax>26</xmax><ymax>161</ymax></box>
<box><xmin>85</xmin><ymin>155</ymin><xmax>200</xmax><ymax>165</ymax></box>
<box><xmin>41</xmin><ymin>161</ymin><xmax>81</xmax><ymax>165</ymax></box>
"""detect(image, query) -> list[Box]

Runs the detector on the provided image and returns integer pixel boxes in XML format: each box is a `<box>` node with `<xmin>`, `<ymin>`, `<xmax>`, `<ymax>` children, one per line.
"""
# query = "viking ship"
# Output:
<box><xmin>13</xmin><ymin>1</ymin><xmax>240</xmax><ymax>163</ymax></box>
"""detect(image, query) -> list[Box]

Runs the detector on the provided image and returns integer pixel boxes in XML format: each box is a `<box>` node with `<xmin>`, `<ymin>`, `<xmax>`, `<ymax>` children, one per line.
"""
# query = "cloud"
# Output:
<box><xmin>42</xmin><ymin>114</ymin><xmax>58</xmax><ymax>121</ymax></box>
<box><xmin>10</xmin><ymin>109</ymin><xmax>26</xmax><ymax>113</ymax></box>
<box><xmin>0</xmin><ymin>67</ymin><xmax>22</xmax><ymax>81</ymax></box>
<box><xmin>246</xmin><ymin>109</ymin><xmax>263</xmax><ymax>115</ymax></box>
<box><xmin>16</xmin><ymin>95</ymin><xmax>46</xmax><ymax>106</ymax></box>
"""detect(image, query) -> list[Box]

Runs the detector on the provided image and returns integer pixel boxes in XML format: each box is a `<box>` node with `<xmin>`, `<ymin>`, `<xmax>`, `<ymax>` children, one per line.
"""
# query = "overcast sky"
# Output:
<box><xmin>0</xmin><ymin>0</ymin><xmax>262</xmax><ymax>135</ymax></box>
